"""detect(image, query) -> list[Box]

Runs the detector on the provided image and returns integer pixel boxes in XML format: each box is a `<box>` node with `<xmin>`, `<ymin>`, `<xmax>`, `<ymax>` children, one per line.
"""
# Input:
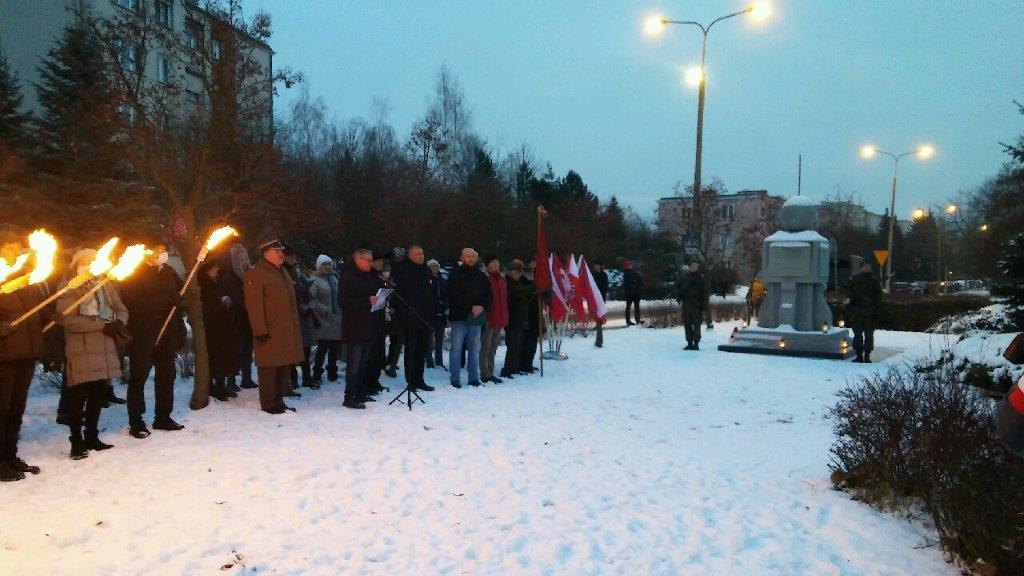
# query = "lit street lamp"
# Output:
<box><xmin>859</xmin><ymin>143</ymin><xmax>936</xmax><ymax>292</ymax></box>
<box><xmin>645</xmin><ymin>3</ymin><xmax>770</xmax><ymax>254</ymax></box>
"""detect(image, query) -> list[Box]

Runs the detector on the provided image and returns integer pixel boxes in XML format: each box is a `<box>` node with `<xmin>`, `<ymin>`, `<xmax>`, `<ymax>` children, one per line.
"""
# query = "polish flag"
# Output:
<box><xmin>548</xmin><ymin>254</ymin><xmax>570</xmax><ymax>323</ymax></box>
<box><xmin>578</xmin><ymin>256</ymin><xmax>608</xmax><ymax>324</ymax></box>
<box><xmin>566</xmin><ymin>254</ymin><xmax>588</xmax><ymax>322</ymax></box>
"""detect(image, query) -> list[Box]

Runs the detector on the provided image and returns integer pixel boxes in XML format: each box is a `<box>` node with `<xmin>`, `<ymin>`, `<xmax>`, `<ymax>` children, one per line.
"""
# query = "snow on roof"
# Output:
<box><xmin>765</xmin><ymin>230</ymin><xmax>829</xmax><ymax>243</ymax></box>
<box><xmin>784</xmin><ymin>195</ymin><xmax>817</xmax><ymax>207</ymax></box>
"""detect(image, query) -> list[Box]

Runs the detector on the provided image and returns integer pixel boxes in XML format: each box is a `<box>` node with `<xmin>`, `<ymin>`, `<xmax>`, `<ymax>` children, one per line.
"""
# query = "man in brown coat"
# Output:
<box><xmin>0</xmin><ymin>241</ymin><xmax>49</xmax><ymax>481</ymax></box>
<box><xmin>244</xmin><ymin>239</ymin><xmax>304</xmax><ymax>414</ymax></box>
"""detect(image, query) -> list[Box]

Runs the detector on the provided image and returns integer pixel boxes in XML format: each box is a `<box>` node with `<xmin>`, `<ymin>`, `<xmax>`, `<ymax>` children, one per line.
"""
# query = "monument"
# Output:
<box><xmin>718</xmin><ymin>196</ymin><xmax>854</xmax><ymax>359</ymax></box>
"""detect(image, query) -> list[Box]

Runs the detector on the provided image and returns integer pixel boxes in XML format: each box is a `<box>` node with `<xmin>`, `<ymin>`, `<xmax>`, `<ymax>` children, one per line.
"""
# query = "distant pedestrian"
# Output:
<box><xmin>622</xmin><ymin>260</ymin><xmax>643</xmax><ymax>325</ymax></box>
<box><xmin>677</xmin><ymin>261</ymin><xmax>707</xmax><ymax>350</ymax></box>
<box><xmin>847</xmin><ymin>261</ymin><xmax>882</xmax><ymax>363</ymax></box>
<box><xmin>592</xmin><ymin>260</ymin><xmax>609</xmax><ymax>348</ymax></box>
<box><xmin>746</xmin><ymin>275</ymin><xmax>765</xmax><ymax>324</ymax></box>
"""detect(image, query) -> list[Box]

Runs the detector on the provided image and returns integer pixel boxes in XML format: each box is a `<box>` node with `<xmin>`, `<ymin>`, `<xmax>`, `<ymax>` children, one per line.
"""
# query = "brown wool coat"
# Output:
<box><xmin>57</xmin><ymin>281</ymin><xmax>129</xmax><ymax>386</ymax></box>
<box><xmin>244</xmin><ymin>259</ymin><xmax>303</xmax><ymax>368</ymax></box>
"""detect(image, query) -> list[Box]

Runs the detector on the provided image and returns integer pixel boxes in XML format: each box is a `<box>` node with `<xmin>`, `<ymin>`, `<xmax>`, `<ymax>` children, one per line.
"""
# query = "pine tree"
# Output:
<box><xmin>994</xmin><ymin>233</ymin><xmax>1024</xmax><ymax>330</ymax></box>
<box><xmin>0</xmin><ymin>47</ymin><xmax>31</xmax><ymax>152</ymax></box>
<box><xmin>34</xmin><ymin>22</ymin><xmax>125</xmax><ymax>179</ymax></box>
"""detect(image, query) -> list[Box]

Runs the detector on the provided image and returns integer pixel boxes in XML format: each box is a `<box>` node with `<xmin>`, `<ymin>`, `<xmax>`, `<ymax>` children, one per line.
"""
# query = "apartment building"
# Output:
<box><xmin>0</xmin><ymin>0</ymin><xmax>273</xmax><ymax>133</ymax></box>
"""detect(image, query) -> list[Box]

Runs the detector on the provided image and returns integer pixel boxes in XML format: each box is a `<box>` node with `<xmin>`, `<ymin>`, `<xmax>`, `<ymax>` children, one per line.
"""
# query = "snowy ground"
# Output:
<box><xmin>1</xmin><ymin>323</ymin><xmax>964</xmax><ymax>575</ymax></box>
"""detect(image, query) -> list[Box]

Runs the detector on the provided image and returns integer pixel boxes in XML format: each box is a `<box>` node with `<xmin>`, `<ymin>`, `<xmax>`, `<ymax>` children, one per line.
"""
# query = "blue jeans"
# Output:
<box><xmin>448</xmin><ymin>321</ymin><xmax>481</xmax><ymax>384</ymax></box>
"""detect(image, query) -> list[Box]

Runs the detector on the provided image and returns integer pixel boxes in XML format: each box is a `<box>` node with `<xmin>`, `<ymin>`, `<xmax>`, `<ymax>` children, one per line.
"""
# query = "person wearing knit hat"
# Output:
<box><xmin>309</xmin><ymin>254</ymin><xmax>342</xmax><ymax>384</ymax></box>
<box><xmin>56</xmin><ymin>249</ymin><xmax>129</xmax><ymax>459</ymax></box>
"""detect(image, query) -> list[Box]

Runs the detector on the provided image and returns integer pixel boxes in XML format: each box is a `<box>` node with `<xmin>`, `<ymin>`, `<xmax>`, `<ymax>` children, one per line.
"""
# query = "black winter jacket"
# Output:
<box><xmin>447</xmin><ymin>264</ymin><xmax>492</xmax><ymax>323</ymax></box>
<box><xmin>393</xmin><ymin>259</ymin><xmax>436</xmax><ymax>332</ymax></box>
<box><xmin>340</xmin><ymin>262</ymin><xmax>379</xmax><ymax>343</ymax></box>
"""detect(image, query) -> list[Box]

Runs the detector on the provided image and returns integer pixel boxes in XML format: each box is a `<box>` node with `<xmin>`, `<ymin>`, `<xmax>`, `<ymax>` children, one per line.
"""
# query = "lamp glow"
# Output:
<box><xmin>944</xmin><ymin>204</ymin><xmax>957</xmax><ymax>215</ymax></box>
<box><xmin>644</xmin><ymin>14</ymin><xmax>666</xmax><ymax>36</ymax></box>
<box><xmin>911</xmin><ymin>208</ymin><xmax>927</xmax><ymax>221</ymax></box>
<box><xmin>684</xmin><ymin>67</ymin><xmax>704</xmax><ymax>88</ymax></box>
<box><xmin>916</xmin><ymin>144</ymin><xmax>936</xmax><ymax>160</ymax></box>
<box><xmin>749</xmin><ymin>2</ymin><xmax>771</xmax><ymax>22</ymax></box>
<box><xmin>859</xmin><ymin>145</ymin><xmax>876</xmax><ymax>160</ymax></box>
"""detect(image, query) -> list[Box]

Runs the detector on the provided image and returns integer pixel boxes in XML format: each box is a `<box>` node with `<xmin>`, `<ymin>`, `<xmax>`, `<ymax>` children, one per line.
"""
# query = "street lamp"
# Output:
<box><xmin>859</xmin><ymin>143</ymin><xmax>936</xmax><ymax>292</ymax></box>
<box><xmin>645</xmin><ymin>3</ymin><xmax>770</xmax><ymax>254</ymax></box>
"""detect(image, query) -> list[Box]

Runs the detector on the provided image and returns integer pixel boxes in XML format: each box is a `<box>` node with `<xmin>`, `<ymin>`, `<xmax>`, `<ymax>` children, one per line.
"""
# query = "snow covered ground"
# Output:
<box><xmin>1</xmin><ymin>323</ymin><xmax>965</xmax><ymax>575</ymax></box>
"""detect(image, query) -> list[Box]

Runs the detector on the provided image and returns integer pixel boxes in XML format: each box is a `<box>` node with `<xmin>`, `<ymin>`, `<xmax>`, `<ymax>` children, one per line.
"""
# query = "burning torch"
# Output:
<box><xmin>43</xmin><ymin>244</ymin><xmax>149</xmax><ymax>333</ymax></box>
<box><xmin>153</xmin><ymin>225</ymin><xmax>238</xmax><ymax>347</ymax></box>
<box><xmin>7</xmin><ymin>236</ymin><xmax>117</xmax><ymax>328</ymax></box>
<box><xmin>1</xmin><ymin>229</ymin><xmax>58</xmax><ymax>294</ymax></box>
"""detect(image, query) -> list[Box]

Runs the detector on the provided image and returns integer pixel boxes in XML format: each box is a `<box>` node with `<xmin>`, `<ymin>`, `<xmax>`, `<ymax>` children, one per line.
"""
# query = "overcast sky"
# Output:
<box><xmin>262</xmin><ymin>0</ymin><xmax>1024</xmax><ymax>222</ymax></box>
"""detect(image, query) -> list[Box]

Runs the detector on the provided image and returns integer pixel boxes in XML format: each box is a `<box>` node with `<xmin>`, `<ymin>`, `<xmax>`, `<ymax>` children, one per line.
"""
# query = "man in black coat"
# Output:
<box><xmin>118</xmin><ymin>245</ymin><xmax>186</xmax><ymax>438</ymax></box>
<box><xmin>676</xmin><ymin>261</ymin><xmax>707</xmax><ymax>350</ymax></box>
<box><xmin>518</xmin><ymin>259</ymin><xmax>540</xmax><ymax>374</ymax></box>
<box><xmin>501</xmin><ymin>260</ymin><xmax>530</xmax><ymax>378</ymax></box>
<box><xmin>221</xmin><ymin>243</ymin><xmax>254</xmax><ymax>390</ymax></box>
<box><xmin>393</xmin><ymin>246</ymin><xmax>436</xmax><ymax>392</ymax></box>
<box><xmin>426</xmin><ymin>259</ymin><xmax>448</xmax><ymax>369</ymax></box>
<box><xmin>592</xmin><ymin>261</ymin><xmax>609</xmax><ymax>348</ymax></box>
<box><xmin>622</xmin><ymin>260</ymin><xmax>643</xmax><ymax>325</ymax></box>
<box><xmin>340</xmin><ymin>249</ymin><xmax>380</xmax><ymax>409</ymax></box>
<box><xmin>846</xmin><ymin>261</ymin><xmax>882</xmax><ymax>363</ymax></box>
<box><xmin>446</xmin><ymin>247</ymin><xmax>491</xmax><ymax>388</ymax></box>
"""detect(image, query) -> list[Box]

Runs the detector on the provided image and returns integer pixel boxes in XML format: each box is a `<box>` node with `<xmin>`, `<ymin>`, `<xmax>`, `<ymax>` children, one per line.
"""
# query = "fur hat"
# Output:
<box><xmin>426</xmin><ymin>259</ymin><xmax>440</xmax><ymax>268</ymax></box>
<box><xmin>315</xmin><ymin>254</ymin><xmax>333</xmax><ymax>269</ymax></box>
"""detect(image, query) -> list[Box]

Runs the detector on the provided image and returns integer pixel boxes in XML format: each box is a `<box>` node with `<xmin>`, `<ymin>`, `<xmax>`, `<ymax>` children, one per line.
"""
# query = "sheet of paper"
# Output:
<box><xmin>371</xmin><ymin>288</ymin><xmax>393</xmax><ymax>312</ymax></box>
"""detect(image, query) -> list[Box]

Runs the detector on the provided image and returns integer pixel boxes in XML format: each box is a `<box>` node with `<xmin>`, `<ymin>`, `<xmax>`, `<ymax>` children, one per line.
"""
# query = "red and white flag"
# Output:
<box><xmin>548</xmin><ymin>254</ymin><xmax>570</xmax><ymax>323</ymax></box>
<box><xmin>578</xmin><ymin>256</ymin><xmax>608</xmax><ymax>324</ymax></box>
<box><xmin>566</xmin><ymin>254</ymin><xmax>588</xmax><ymax>322</ymax></box>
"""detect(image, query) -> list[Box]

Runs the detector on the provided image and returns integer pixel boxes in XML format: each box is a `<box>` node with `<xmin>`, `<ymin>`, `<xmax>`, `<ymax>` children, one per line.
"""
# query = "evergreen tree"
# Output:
<box><xmin>0</xmin><ymin>47</ymin><xmax>31</xmax><ymax>152</ymax></box>
<box><xmin>34</xmin><ymin>22</ymin><xmax>125</xmax><ymax>179</ymax></box>
<box><xmin>994</xmin><ymin>233</ymin><xmax>1024</xmax><ymax>330</ymax></box>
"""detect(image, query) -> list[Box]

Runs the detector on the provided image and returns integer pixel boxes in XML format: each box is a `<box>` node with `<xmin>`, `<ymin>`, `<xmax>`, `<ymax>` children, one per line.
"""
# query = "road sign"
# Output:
<box><xmin>873</xmin><ymin>250</ymin><xmax>890</xmax><ymax>266</ymax></box>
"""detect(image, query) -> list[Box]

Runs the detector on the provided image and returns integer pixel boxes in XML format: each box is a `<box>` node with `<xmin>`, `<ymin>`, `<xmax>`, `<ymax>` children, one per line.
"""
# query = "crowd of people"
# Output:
<box><xmin>0</xmin><ymin>236</ymin><xmax>582</xmax><ymax>481</ymax></box>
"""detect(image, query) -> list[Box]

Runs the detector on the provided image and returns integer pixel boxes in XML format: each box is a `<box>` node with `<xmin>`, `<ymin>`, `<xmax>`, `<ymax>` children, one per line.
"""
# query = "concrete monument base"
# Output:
<box><xmin>717</xmin><ymin>326</ymin><xmax>855</xmax><ymax>360</ymax></box>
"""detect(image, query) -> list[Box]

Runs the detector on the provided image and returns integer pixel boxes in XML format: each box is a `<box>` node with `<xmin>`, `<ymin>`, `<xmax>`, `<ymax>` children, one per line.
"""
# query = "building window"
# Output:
<box><xmin>186</xmin><ymin>89</ymin><xmax>202</xmax><ymax>108</ymax></box>
<box><xmin>116</xmin><ymin>40</ymin><xmax>140</xmax><ymax>73</ymax></box>
<box><xmin>155</xmin><ymin>0</ymin><xmax>172</xmax><ymax>26</ymax></box>
<box><xmin>186</xmin><ymin>20</ymin><xmax>203</xmax><ymax>50</ymax></box>
<box><xmin>211</xmin><ymin>39</ymin><xmax>223</xmax><ymax>60</ymax></box>
<box><xmin>157</xmin><ymin>56</ymin><xmax>171</xmax><ymax>83</ymax></box>
<box><xmin>723</xmin><ymin>232</ymin><xmax>734</xmax><ymax>248</ymax></box>
<box><xmin>720</xmin><ymin>204</ymin><xmax>735</xmax><ymax>220</ymax></box>
<box><xmin>116</xmin><ymin>104</ymin><xmax>139</xmax><ymax>125</ymax></box>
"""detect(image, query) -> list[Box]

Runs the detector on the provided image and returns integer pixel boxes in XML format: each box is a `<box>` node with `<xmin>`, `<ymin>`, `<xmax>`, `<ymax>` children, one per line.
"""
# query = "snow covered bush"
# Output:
<box><xmin>830</xmin><ymin>363</ymin><xmax>1024</xmax><ymax>574</ymax></box>
<box><xmin>927</xmin><ymin>303</ymin><xmax>1017</xmax><ymax>336</ymax></box>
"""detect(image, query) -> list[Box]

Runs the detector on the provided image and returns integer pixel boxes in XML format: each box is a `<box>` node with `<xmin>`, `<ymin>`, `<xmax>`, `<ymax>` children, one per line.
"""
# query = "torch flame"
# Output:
<box><xmin>205</xmin><ymin>226</ymin><xmax>238</xmax><ymax>252</ymax></box>
<box><xmin>27</xmin><ymin>229</ymin><xmax>58</xmax><ymax>285</ymax></box>
<box><xmin>89</xmin><ymin>237</ymin><xmax>120</xmax><ymax>276</ymax></box>
<box><xmin>108</xmin><ymin>244</ymin><xmax>149</xmax><ymax>281</ymax></box>
<box><xmin>0</xmin><ymin>254</ymin><xmax>30</xmax><ymax>283</ymax></box>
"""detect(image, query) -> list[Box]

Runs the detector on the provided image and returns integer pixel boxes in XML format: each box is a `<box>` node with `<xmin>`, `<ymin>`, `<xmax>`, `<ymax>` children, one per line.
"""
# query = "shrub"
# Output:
<box><xmin>830</xmin><ymin>363</ymin><xmax>1024</xmax><ymax>574</ymax></box>
<box><xmin>830</xmin><ymin>294</ymin><xmax>990</xmax><ymax>333</ymax></box>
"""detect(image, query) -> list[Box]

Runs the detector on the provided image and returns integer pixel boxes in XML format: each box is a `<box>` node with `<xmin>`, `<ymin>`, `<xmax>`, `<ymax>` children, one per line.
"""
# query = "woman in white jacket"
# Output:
<box><xmin>309</xmin><ymin>255</ymin><xmax>342</xmax><ymax>383</ymax></box>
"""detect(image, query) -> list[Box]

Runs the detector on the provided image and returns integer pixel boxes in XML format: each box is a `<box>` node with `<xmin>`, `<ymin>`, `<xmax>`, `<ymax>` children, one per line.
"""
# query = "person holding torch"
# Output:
<box><xmin>56</xmin><ymin>248</ymin><xmax>129</xmax><ymax>459</ymax></box>
<box><xmin>0</xmin><ymin>235</ymin><xmax>53</xmax><ymax>481</ymax></box>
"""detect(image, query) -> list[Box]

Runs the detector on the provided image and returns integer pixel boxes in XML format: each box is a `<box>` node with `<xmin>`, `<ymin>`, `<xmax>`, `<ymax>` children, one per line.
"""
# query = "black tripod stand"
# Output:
<box><xmin>382</xmin><ymin>287</ymin><xmax>435</xmax><ymax>412</ymax></box>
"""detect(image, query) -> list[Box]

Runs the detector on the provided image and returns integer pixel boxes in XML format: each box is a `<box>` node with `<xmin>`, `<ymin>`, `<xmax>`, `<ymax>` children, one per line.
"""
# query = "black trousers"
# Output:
<box><xmin>852</xmin><ymin>319</ymin><xmax>876</xmax><ymax>356</ymax></box>
<box><xmin>403</xmin><ymin>329</ymin><xmax>430</xmax><ymax>388</ymax></box>
<box><xmin>520</xmin><ymin>331</ymin><xmax>539</xmax><ymax>372</ymax></box>
<box><xmin>256</xmin><ymin>365</ymin><xmax>292</xmax><ymax>411</ymax></box>
<box><xmin>345</xmin><ymin>342</ymin><xmax>372</xmax><ymax>400</ymax></box>
<box><xmin>683</xmin><ymin>307</ymin><xmax>703</xmax><ymax>345</ymax></box>
<box><xmin>290</xmin><ymin>347</ymin><xmax>312</xmax><ymax>386</ymax></box>
<box><xmin>595</xmin><ymin>322</ymin><xmax>604</xmax><ymax>347</ymax></box>
<box><xmin>127</xmin><ymin>340</ymin><xmax>176</xmax><ymax>425</ymax></box>
<box><xmin>427</xmin><ymin>322</ymin><xmax>445</xmax><ymax>366</ymax></box>
<box><xmin>386</xmin><ymin>323</ymin><xmax>404</xmax><ymax>370</ymax></box>
<box><xmin>366</xmin><ymin>333</ymin><xmax>387</xmax><ymax>391</ymax></box>
<box><xmin>625</xmin><ymin>297</ymin><xmax>641</xmax><ymax>323</ymax></box>
<box><xmin>313</xmin><ymin>340</ymin><xmax>340</xmax><ymax>379</ymax></box>
<box><xmin>67</xmin><ymin>379</ymin><xmax>107</xmax><ymax>439</ymax></box>
<box><xmin>0</xmin><ymin>359</ymin><xmax>34</xmax><ymax>461</ymax></box>
<box><xmin>501</xmin><ymin>328</ymin><xmax>525</xmax><ymax>376</ymax></box>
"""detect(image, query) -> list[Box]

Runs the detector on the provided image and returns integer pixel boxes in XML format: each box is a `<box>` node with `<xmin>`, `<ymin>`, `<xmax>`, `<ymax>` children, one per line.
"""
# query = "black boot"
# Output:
<box><xmin>342</xmin><ymin>396</ymin><xmax>366</xmax><ymax>409</ymax></box>
<box><xmin>106</xmin><ymin>386</ymin><xmax>126</xmax><ymax>405</ymax></box>
<box><xmin>222</xmin><ymin>378</ymin><xmax>238</xmax><ymax>398</ymax></box>
<box><xmin>129</xmin><ymin>421</ymin><xmax>151</xmax><ymax>439</ymax></box>
<box><xmin>0</xmin><ymin>461</ymin><xmax>25</xmax><ymax>482</ymax></box>
<box><xmin>85</xmin><ymin>431</ymin><xmax>114</xmax><ymax>451</ymax></box>
<box><xmin>226</xmin><ymin>377</ymin><xmax>241</xmax><ymax>393</ymax></box>
<box><xmin>853</xmin><ymin>353</ymin><xmax>864</xmax><ymax>363</ymax></box>
<box><xmin>864</xmin><ymin>351</ymin><xmax>872</xmax><ymax>363</ymax></box>
<box><xmin>210</xmin><ymin>379</ymin><xmax>230</xmax><ymax>402</ymax></box>
<box><xmin>11</xmin><ymin>457</ymin><xmax>40</xmax><ymax>475</ymax></box>
<box><xmin>69</xmin><ymin>435</ymin><xmax>88</xmax><ymax>460</ymax></box>
<box><xmin>153</xmin><ymin>416</ymin><xmax>185</xmax><ymax>431</ymax></box>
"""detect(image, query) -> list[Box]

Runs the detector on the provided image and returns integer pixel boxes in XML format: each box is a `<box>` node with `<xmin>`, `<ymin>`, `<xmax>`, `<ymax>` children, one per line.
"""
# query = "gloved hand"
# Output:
<box><xmin>0</xmin><ymin>321</ymin><xmax>12</xmax><ymax>337</ymax></box>
<box><xmin>102</xmin><ymin>320</ymin><xmax>124</xmax><ymax>338</ymax></box>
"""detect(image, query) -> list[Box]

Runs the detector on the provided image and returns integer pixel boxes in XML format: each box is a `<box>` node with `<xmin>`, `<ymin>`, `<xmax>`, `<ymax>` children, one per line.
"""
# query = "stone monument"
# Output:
<box><xmin>718</xmin><ymin>196</ymin><xmax>854</xmax><ymax>359</ymax></box>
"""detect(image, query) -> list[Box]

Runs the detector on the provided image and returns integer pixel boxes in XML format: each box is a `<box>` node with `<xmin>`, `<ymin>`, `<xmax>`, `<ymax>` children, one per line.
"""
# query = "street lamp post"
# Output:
<box><xmin>646</xmin><ymin>4</ymin><xmax>769</xmax><ymax>256</ymax></box>
<box><xmin>859</xmin><ymin>144</ymin><xmax>935</xmax><ymax>292</ymax></box>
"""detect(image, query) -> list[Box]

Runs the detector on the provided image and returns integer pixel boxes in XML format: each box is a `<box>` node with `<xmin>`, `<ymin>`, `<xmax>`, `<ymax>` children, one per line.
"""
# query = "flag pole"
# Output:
<box><xmin>537</xmin><ymin>207</ymin><xmax>544</xmax><ymax>378</ymax></box>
